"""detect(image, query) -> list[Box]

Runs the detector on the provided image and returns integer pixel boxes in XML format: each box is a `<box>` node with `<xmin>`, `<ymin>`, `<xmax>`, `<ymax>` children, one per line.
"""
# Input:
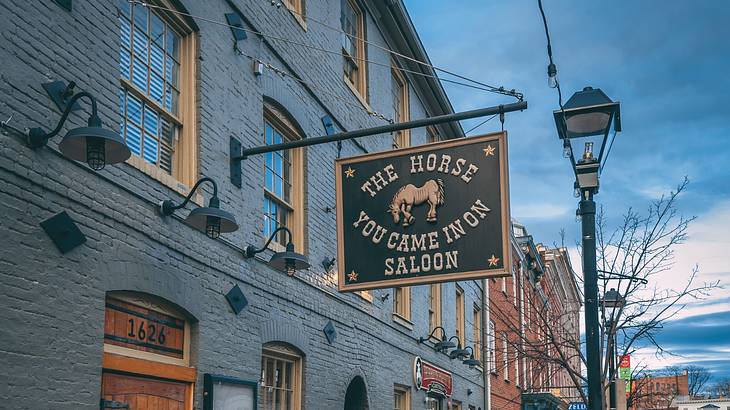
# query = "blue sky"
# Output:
<box><xmin>404</xmin><ymin>0</ymin><xmax>730</xmax><ymax>381</ymax></box>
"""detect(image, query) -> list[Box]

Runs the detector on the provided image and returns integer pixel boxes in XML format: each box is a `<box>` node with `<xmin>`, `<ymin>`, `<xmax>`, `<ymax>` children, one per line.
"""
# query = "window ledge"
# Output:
<box><xmin>392</xmin><ymin>314</ymin><xmax>413</xmax><ymax>330</ymax></box>
<box><xmin>126</xmin><ymin>155</ymin><xmax>202</xmax><ymax>206</ymax></box>
<box><xmin>355</xmin><ymin>291</ymin><xmax>373</xmax><ymax>303</ymax></box>
<box><xmin>343</xmin><ymin>75</ymin><xmax>370</xmax><ymax>112</ymax></box>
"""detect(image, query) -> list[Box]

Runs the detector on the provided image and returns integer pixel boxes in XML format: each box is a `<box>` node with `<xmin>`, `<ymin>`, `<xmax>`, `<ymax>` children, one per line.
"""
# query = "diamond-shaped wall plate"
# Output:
<box><xmin>39</xmin><ymin>211</ymin><xmax>86</xmax><ymax>254</ymax></box>
<box><xmin>323</xmin><ymin>320</ymin><xmax>337</xmax><ymax>344</ymax></box>
<box><xmin>225</xmin><ymin>284</ymin><xmax>248</xmax><ymax>315</ymax></box>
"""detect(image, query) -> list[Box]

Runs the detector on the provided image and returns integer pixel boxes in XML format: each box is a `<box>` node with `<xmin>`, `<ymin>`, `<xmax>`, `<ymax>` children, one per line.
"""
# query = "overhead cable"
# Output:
<box><xmin>129</xmin><ymin>1</ymin><xmax>520</xmax><ymax>99</ymax></box>
<box><xmin>266</xmin><ymin>0</ymin><xmax>523</xmax><ymax>100</ymax></box>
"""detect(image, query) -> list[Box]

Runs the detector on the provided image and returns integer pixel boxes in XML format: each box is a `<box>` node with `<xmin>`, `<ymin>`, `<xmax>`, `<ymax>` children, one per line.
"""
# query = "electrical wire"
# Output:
<box><xmin>236</xmin><ymin>49</ymin><xmax>394</xmax><ymax>123</ymax></box>
<box><xmin>537</xmin><ymin>0</ymin><xmax>563</xmax><ymax>109</ymax></box>
<box><xmin>129</xmin><ymin>1</ymin><xmax>519</xmax><ymax>99</ymax></box>
<box><xmin>266</xmin><ymin>0</ymin><xmax>523</xmax><ymax>100</ymax></box>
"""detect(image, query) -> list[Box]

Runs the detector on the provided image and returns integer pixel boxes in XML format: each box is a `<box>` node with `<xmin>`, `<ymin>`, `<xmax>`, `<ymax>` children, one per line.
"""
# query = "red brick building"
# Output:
<box><xmin>485</xmin><ymin>222</ymin><xmax>582</xmax><ymax>410</ymax></box>
<box><xmin>629</xmin><ymin>371</ymin><xmax>689</xmax><ymax>410</ymax></box>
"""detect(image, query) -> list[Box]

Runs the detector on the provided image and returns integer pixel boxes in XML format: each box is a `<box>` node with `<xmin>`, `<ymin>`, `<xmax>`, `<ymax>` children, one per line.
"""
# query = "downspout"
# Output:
<box><xmin>483</xmin><ymin>278</ymin><xmax>491</xmax><ymax>410</ymax></box>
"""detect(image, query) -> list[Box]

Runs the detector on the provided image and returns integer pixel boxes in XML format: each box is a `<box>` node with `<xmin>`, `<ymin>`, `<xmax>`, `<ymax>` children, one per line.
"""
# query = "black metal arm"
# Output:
<box><xmin>418</xmin><ymin>326</ymin><xmax>447</xmax><ymax>343</ymax></box>
<box><xmin>244</xmin><ymin>226</ymin><xmax>293</xmax><ymax>258</ymax></box>
<box><xmin>160</xmin><ymin>177</ymin><xmax>218</xmax><ymax>215</ymax></box>
<box><xmin>27</xmin><ymin>91</ymin><xmax>100</xmax><ymax>148</ymax></box>
<box><xmin>232</xmin><ymin>101</ymin><xmax>527</xmax><ymax>160</ymax></box>
<box><xmin>448</xmin><ymin>335</ymin><xmax>463</xmax><ymax>349</ymax></box>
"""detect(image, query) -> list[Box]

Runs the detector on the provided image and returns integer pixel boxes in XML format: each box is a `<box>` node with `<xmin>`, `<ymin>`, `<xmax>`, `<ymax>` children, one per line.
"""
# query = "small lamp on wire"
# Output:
<box><xmin>244</xmin><ymin>227</ymin><xmax>309</xmax><ymax>276</ymax></box>
<box><xmin>159</xmin><ymin>177</ymin><xmax>239</xmax><ymax>239</ymax></box>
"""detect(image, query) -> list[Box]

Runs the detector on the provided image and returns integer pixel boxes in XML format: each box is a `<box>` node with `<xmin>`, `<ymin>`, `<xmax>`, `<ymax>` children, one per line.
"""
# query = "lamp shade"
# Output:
<box><xmin>58</xmin><ymin>126</ymin><xmax>131</xmax><ymax>166</ymax></box>
<box><xmin>601</xmin><ymin>288</ymin><xmax>625</xmax><ymax>309</ymax></box>
<box><xmin>186</xmin><ymin>206</ymin><xmax>239</xmax><ymax>234</ymax></box>
<box><xmin>553</xmin><ymin>87</ymin><xmax>621</xmax><ymax>140</ymax></box>
<box><xmin>269</xmin><ymin>243</ymin><xmax>310</xmax><ymax>273</ymax></box>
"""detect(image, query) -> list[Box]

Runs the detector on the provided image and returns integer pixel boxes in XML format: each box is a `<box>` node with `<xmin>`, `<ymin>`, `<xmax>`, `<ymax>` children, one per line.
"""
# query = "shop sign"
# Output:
<box><xmin>104</xmin><ymin>298</ymin><xmax>185</xmax><ymax>359</ymax></box>
<box><xmin>618</xmin><ymin>355</ymin><xmax>630</xmax><ymax>369</ymax></box>
<box><xmin>413</xmin><ymin>356</ymin><xmax>453</xmax><ymax>397</ymax></box>
<box><xmin>336</xmin><ymin>132</ymin><xmax>511</xmax><ymax>291</ymax></box>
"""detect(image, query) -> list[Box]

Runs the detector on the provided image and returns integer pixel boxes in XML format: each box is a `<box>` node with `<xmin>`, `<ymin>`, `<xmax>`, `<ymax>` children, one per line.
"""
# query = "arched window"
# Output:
<box><xmin>262</xmin><ymin>100</ymin><xmax>306</xmax><ymax>251</ymax></box>
<box><xmin>100</xmin><ymin>292</ymin><xmax>196</xmax><ymax>410</ymax></box>
<box><xmin>261</xmin><ymin>342</ymin><xmax>304</xmax><ymax>409</ymax></box>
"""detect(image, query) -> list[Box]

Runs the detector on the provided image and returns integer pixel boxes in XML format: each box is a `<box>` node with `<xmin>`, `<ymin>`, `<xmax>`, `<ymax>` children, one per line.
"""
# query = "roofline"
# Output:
<box><xmin>374</xmin><ymin>0</ymin><xmax>465</xmax><ymax>138</ymax></box>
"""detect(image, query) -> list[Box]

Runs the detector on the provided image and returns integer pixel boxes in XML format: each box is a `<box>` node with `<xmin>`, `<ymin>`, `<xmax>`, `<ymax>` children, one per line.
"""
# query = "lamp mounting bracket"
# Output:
<box><xmin>42</xmin><ymin>80</ymin><xmax>81</xmax><ymax>113</ymax></box>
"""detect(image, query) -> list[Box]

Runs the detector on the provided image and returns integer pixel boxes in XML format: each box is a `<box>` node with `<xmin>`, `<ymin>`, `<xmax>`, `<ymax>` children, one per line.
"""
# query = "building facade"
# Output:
<box><xmin>0</xmin><ymin>1</ymin><xmax>490</xmax><ymax>409</ymax></box>
<box><xmin>630</xmin><ymin>371</ymin><xmax>689</xmax><ymax>410</ymax></box>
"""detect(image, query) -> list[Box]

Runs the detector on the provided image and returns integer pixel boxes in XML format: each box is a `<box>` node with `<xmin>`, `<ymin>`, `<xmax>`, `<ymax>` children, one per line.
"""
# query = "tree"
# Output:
<box><xmin>686</xmin><ymin>365</ymin><xmax>711</xmax><ymax>397</ymax></box>
<box><xmin>487</xmin><ymin>178</ymin><xmax>720</xmax><ymax>406</ymax></box>
<box><xmin>709</xmin><ymin>377</ymin><xmax>730</xmax><ymax>398</ymax></box>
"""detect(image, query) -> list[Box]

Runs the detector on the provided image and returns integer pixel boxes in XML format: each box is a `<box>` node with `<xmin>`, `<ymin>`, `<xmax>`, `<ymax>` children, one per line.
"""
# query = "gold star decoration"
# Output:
<box><xmin>347</xmin><ymin>270</ymin><xmax>358</xmax><ymax>282</ymax></box>
<box><xmin>344</xmin><ymin>167</ymin><xmax>356</xmax><ymax>178</ymax></box>
<box><xmin>487</xmin><ymin>254</ymin><xmax>500</xmax><ymax>267</ymax></box>
<box><xmin>483</xmin><ymin>144</ymin><xmax>496</xmax><ymax>156</ymax></box>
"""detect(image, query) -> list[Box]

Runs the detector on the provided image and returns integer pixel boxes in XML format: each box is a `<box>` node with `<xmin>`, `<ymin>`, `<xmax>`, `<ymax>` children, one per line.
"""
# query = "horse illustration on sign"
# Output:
<box><xmin>388</xmin><ymin>179</ymin><xmax>445</xmax><ymax>227</ymax></box>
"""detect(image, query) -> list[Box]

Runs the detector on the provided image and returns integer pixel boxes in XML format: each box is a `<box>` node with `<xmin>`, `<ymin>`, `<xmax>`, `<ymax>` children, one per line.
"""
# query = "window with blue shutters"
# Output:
<box><xmin>117</xmin><ymin>0</ymin><xmax>197</xmax><ymax>191</ymax></box>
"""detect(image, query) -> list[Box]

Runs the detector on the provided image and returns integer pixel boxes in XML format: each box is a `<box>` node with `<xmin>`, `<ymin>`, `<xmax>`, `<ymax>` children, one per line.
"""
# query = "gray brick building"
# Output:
<box><xmin>0</xmin><ymin>1</ymin><xmax>487</xmax><ymax>409</ymax></box>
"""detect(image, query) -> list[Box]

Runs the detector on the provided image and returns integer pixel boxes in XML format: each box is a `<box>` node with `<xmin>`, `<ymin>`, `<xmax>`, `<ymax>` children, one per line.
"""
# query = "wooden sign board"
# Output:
<box><xmin>336</xmin><ymin>132</ymin><xmax>511</xmax><ymax>292</ymax></box>
<box><xmin>413</xmin><ymin>356</ymin><xmax>453</xmax><ymax>397</ymax></box>
<box><xmin>104</xmin><ymin>298</ymin><xmax>185</xmax><ymax>359</ymax></box>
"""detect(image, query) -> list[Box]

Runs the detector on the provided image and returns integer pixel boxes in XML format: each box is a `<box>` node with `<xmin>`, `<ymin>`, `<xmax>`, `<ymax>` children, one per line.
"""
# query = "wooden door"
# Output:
<box><xmin>100</xmin><ymin>372</ymin><xmax>187</xmax><ymax>410</ymax></box>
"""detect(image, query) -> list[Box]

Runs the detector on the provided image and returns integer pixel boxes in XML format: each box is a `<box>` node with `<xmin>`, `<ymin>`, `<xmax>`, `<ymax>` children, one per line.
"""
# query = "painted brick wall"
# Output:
<box><xmin>0</xmin><ymin>1</ymin><xmax>485</xmax><ymax>409</ymax></box>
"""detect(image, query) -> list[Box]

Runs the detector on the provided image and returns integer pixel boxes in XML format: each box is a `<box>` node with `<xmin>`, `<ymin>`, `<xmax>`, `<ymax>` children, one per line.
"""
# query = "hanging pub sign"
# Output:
<box><xmin>335</xmin><ymin>132</ymin><xmax>511</xmax><ymax>292</ymax></box>
<box><xmin>413</xmin><ymin>356</ymin><xmax>453</xmax><ymax>397</ymax></box>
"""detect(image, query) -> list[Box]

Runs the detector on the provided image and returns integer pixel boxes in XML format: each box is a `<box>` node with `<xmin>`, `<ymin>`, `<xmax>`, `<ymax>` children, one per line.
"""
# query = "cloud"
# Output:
<box><xmin>631</xmin><ymin>310</ymin><xmax>730</xmax><ymax>379</ymax></box>
<box><xmin>513</xmin><ymin>203</ymin><xmax>572</xmax><ymax>220</ymax></box>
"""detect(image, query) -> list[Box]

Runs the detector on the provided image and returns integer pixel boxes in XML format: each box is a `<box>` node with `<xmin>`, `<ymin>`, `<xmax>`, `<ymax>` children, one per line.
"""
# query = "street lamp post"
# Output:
<box><xmin>602</xmin><ymin>288</ymin><xmax>626</xmax><ymax>410</ymax></box>
<box><xmin>554</xmin><ymin>86</ymin><xmax>621</xmax><ymax>410</ymax></box>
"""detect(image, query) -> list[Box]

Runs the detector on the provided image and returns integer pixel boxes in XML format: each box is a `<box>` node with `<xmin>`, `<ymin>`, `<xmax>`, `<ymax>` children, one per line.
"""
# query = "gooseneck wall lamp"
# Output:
<box><xmin>447</xmin><ymin>336</ymin><xmax>470</xmax><ymax>361</ymax></box>
<box><xmin>159</xmin><ymin>177</ymin><xmax>239</xmax><ymax>239</ymax></box>
<box><xmin>418</xmin><ymin>326</ymin><xmax>456</xmax><ymax>353</ymax></box>
<box><xmin>244</xmin><ymin>226</ymin><xmax>309</xmax><ymax>276</ymax></box>
<box><xmin>462</xmin><ymin>346</ymin><xmax>481</xmax><ymax>369</ymax></box>
<box><xmin>26</xmin><ymin>83</ymin><xmax>131</xmax><ymax>170</ymax></box>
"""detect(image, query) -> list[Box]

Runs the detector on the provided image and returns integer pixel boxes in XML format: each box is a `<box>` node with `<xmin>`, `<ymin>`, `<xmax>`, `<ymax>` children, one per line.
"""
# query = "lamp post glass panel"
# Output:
<box><xmin>554</xmin><ymin>86</ymin><xmax>621</xmax><ymax>410</ymax></box>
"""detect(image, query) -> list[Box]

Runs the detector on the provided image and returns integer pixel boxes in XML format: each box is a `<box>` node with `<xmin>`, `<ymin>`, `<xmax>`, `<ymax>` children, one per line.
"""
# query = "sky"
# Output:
<box><xmin>404</xmin><ymin>0</ymin><xmax>730</xmax><ymax>382</ymax></box>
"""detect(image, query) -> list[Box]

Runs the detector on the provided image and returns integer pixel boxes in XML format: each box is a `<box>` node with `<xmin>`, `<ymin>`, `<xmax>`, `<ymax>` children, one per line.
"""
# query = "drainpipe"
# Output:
<box><xmin>483</xmin><ymin>278</ymin><xmax>491</xmax><ymax>410</ymax></box>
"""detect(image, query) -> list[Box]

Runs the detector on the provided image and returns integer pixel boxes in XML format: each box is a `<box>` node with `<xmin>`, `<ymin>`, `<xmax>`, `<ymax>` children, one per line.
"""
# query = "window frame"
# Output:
<box><xmin>262</xmin><ymin>104</ymin><xmax>306</xmax><ymax>253</ymax></box>
<box><xmin>260</xmin><ymin>343</ymin><xmax>303</xmax><ymax>410</ymax></box>
<box><xmin>488</xmin><ymin>320</ymin><xmax>497</xmax><ymax>374</ymax></box>
<box><xmin>341</xmin><ymin>0</ymin><xmax>368</xmax><ymax>104</ymax></box>
<box><xmin>391</xmin><ymin>62</ymin><xmax>410</xmax><ymax>149</ymax></box>
<box><xmin>118</xmin><ymin>0</ymin><xmax>199</xmax><ymax>196</ymax></box>
<box><xmin>473</xmin><ymin>304</ymin><xmax>482</xmax><ymax>362</ymax></box>
<box><xmin>393</xmin><ymin>286</ymin><xmax>411</xmax><ymax>322</ymax></box>
<box><xmin>455</xmin><ymin>285</ymin><xmax>465</xmax><ymax>347</ymax></box>
<box><xmin>282</xmin><ymin>0</ymin><xmax>307</xmax><ymax>29</ymax></box>
<box><xmin>502</xmin><ymin>333</ymin><xmax>509</xmax><ymax>381</ymax></box>
<box><xmin>393</xmin><ymin>384</ymin><xmax>411</xmax><ymax>410</ymax></box>
<box><xmin>428</xmin><ymin>284</ymin><xmax>442</xmax><ymax>339</ymax></box>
